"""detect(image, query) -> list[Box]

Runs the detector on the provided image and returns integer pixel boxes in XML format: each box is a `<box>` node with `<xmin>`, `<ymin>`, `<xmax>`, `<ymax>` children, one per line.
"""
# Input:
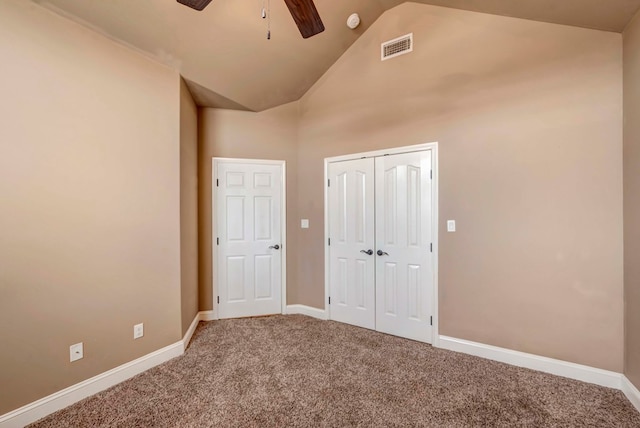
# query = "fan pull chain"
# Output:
<box><xmin>267</xmin><ymin>0</ymin><xmax>271</xmax><ymax>40</ymax></box>
<box><xmin>261</xmin><ymin>0</ymin><xmax>271</xmax><ymax>40</ymax></box>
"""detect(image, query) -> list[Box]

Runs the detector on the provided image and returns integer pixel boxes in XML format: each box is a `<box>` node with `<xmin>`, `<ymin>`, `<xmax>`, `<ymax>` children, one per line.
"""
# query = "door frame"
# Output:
<box><xmin>323</xmin><ymin>142</ymin><xmax>439</xmax><ymax>345</ymax></box>
<box><xmin>212</xmin><ymin>157</ymin><xmax>287</xmax><ymax>320</ymax></box>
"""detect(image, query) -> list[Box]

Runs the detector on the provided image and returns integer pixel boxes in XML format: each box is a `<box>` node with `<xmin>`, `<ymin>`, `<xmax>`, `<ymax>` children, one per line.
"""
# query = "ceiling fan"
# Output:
<box><xmin>176</xmin><ymin>0</ymin><xmax>325</xmax><ymax>39</ymax></box>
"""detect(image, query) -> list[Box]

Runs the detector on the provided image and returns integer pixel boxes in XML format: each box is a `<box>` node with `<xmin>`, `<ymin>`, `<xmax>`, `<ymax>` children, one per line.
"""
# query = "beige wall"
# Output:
<box><xmin>624</xmin><ymin>10</ymin><xmax>640</xmax><ymax>388</ymax></box>
<box><xmin>0</xmin><ymin>0</ymin><xmax>182</xmax><ymax>414</ymax></box>
<box><xmin>297</xmin><ymin>3</ymin><xmax>624</xmax><ymax>371</ymax></box>
<box><xmin>198</xmin><ymin>104</ymin><xmax>299</xmax><ymax>310</ymax></box>
<box><xmin>180</xmin><ymin>78</ymin><xmax>199</xmax><ymax>335</ymax></box>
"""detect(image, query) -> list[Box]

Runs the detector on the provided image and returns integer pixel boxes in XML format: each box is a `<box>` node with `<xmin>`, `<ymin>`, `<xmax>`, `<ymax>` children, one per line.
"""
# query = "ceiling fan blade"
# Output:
<box><xmin>283</xmin><ymin>0</ymin><xmax>325</xmax><ymax>39</ymax></box>
<box><xmin>176</xmin><ymin>0</ymin><xmax>213</xmax><ymax>11</ymax></box>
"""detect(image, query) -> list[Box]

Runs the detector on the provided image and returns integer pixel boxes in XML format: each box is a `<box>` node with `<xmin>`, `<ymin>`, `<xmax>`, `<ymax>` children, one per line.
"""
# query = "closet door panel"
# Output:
<box><xmin>328</xmin><ymin>158</ymin><xmax>376</xmax><ymax>329</ymax></box>
<box><xmin>375</xmin><ymin>151</ymin><xmax>433</xmax><ymax>343</ymax></box>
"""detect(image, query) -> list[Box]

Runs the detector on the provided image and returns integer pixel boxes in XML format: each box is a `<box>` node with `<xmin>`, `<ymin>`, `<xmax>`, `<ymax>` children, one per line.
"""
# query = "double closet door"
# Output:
<box><xmin>328</xmin><ymin>150</ymin><xmax>434</xmax><ymax>343</ymax></box>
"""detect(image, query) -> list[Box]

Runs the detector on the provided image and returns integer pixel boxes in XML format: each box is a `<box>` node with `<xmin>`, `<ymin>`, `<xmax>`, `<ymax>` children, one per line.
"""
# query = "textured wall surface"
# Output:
<box><xmin>180</xmin><ymin>78</ymin><xmax>199</xmax><ymax>335</ymax></box>
<box><xmin>0</xmin><ymin>1</ymin><xmax>182</xmax><ymax>414</ymax></box>
<box><xmin>198</xmin><ymin>104</ymin><xmax>299</xmax><ymax>310</ymax></box>
<box><xmin>624</xmin><ymin>9</ymin><xmax>640</xmax><ymax>388</ymax></box>
<box><xmin>296</xmin><ymin>3</ymin><xmax>623</xmax><ymax>371</ymax></box>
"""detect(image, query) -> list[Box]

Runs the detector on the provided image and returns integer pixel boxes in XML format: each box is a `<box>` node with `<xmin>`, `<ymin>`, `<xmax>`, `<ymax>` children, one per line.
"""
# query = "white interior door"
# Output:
<box><xmin>327</xmin><ymin>149</ymin><xmax>434</xmax><ymax>342</ymax></box>
<box><xmin>216</xmin><ymin>160</ymin><xmax>283</xmax><ymax>319</ymax></box>
<box><xmin>375</xmin><ymin>151</ymin><xmax>433</xmax><ymax>342</ymax></box>
<box><xmin>328</xmin><ymin>159</ymin><xmax>376</xmax><ymax>329</ymax></box>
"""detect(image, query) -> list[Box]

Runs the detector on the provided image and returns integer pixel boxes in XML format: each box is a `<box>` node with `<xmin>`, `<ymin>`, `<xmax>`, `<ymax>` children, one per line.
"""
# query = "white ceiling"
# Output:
<box><xmin>32</xmin><ymin>0</ymin><xmax>640</xmax><ymax>111</ymax></box>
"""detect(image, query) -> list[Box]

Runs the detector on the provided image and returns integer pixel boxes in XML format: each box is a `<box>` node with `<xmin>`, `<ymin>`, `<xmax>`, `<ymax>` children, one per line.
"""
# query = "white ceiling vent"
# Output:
<box><xmin>381</xmin><ymin>33</ymin><xmax>413</xmax><ymax>61</ymax></box>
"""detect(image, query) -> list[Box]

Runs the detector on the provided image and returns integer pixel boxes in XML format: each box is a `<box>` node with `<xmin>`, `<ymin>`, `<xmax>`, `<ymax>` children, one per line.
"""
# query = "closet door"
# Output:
<box><xmin>375</xmin><ymin>151</ymin><xmax>433</xmax><ymax>343</ymax></box>
<box><xmin>328</xmin><ymin>158</ymin><xmax>376</xmax><ymax>330</ymax></box>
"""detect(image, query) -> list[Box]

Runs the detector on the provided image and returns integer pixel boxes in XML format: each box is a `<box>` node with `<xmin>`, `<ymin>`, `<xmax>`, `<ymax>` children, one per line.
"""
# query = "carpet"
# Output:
<box><xmin>30</xmin><ymin>315</ymin><xmax>640</xmax><ymax>427</ymax></box>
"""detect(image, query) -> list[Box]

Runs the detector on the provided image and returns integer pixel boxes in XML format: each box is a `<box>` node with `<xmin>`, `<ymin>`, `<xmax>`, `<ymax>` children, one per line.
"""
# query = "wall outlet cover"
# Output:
<box><xmin>70</xmin><ymin>342</ymin><xmax>83</xmax><ymax>362</ymax></box>
<box><xmin>134</xmin><ymin>323</ymin><xmax>144</xmax><ymax>339</ymax></box>
<box><xmin>301</xmin><ymin>219</ymin><xmax>309</xmax><ymax>229</ymax></box>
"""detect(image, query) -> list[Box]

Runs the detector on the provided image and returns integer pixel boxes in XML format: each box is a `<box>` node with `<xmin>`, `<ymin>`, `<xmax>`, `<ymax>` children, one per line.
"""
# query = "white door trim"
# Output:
<box><xmin>212</xmin><ymin>158</ymin><xmax>287</xmax><ymax>318</ymax></box>
<box><xmin>323</xmin><ymin>142</ymin><xmax>439</xmax><ymax>345</ymax></box>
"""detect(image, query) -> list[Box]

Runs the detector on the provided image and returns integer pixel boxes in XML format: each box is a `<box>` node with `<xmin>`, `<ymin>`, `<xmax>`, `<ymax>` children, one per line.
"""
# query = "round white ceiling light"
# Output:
<box><xmin>347</xmin><ymin>13</ymin><xmax>361</xmax><ymax>30</ymax></box>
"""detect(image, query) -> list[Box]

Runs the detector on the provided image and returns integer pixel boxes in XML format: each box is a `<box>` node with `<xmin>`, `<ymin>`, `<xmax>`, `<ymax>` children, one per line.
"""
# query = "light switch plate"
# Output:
<box><xmin>301</xmin><ymin>219</ymin><xmax>309</xmax><ymax>229</ymax></box>
<box><xmin>447</xmin><ymin>220</ymin><xmax>456</xmax><ymax>232</ymax></box>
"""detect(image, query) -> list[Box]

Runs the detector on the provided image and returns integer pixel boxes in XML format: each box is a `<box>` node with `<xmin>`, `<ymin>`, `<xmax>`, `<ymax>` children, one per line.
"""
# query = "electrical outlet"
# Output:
<box><xmin>134</xmin><ymin>323</ymin><xmax>144</xmax><ymax>339</ymax></box>
<box><xmin>447</xmin><ymin>220</ymin><xmax>456</xmax><ymax>232</ymax></box>
<box><xmin>70</xmin><ymin>342</ymin><xmax>83</xmax><ymax>362</ymax></box>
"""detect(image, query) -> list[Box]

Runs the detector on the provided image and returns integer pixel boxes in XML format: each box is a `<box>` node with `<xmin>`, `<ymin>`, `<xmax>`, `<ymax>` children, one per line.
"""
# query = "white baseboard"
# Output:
<box><xmin>438</xmin><ymin>336</ymin><xmax>622</xmax><ymax>389</ymax></box>
<box><xmin>3</xmin><ymin>316</ymin><xmax>635</xmax><ymax>427</ymax></box>
<box><xmin>622</xmin><ymin>375</ymin><xmax>640</xmax><ymax>413</ymax></box>
<box><xmin>182</xmin><ymin>311</ymin><xmax>218</xmax><ymax>351</ymax></box>
<box><xmin>0</xmin><ymin>342</ymin><xmax>183</xmax><ymax>428</ymax></box>
<box><xmin>198</xmin><ymin>310</ymin><xmax>216</xmax><ymax>322</ymax></box>
<box><xmin>182</xmin><ymin>313</ymin><xmax>201</xmax><ymax>352</ymax></box>
<box><xmin>1</xmin><ymin>310</ymin><xmax>218</xmax><ymax>428</ymax></box>
<box><xmin>286</xmin><ymin>304</ymin><xmax>328</xmax><ymax>320</ymax></box>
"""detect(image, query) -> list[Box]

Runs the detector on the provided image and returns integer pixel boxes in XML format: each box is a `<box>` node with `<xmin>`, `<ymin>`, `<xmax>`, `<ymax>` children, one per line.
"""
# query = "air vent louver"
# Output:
<box><xmin>381</xmin><ymin>33</ymin><xmax>413</xmax><ymax>61</ymax></box>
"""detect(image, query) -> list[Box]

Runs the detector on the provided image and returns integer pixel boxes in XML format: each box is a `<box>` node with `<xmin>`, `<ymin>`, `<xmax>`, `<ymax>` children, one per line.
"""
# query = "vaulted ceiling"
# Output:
<box><xmin>32</xmin><ymin>0</ymin><xmax>640</xmax><ymax>111</ymax></box>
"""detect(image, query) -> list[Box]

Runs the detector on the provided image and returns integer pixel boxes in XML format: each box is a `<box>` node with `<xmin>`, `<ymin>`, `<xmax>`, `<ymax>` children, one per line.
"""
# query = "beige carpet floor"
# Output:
<box><xmin>30</xmin><ymin>315</ymin><xmax>640</xmax><ymax>427</ymax></box>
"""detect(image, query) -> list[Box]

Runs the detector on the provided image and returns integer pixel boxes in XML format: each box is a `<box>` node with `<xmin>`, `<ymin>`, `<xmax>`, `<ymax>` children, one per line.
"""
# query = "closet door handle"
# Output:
<box><xmin>269</xmin><ymin>244</ymin><xmax>280</xmax><ymax>250</ymax></box>
<box><xmin>360</xmin><ymin>249</ymin><xmax>373</xmax><ymax>256</ymax></box>
<box><xmin>377</xmin><ymin>250</ymin><xmax>389</xmax><ymax>256</ymax></box>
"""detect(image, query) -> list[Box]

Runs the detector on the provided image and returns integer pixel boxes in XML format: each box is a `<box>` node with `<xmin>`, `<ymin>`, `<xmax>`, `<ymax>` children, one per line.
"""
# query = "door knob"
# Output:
<box><xmin>360</xmin><ymin>249</ymin><xmax>373</xmax><ymax>256</ymax></box>
<box><xmin>269</xmin><ymin>244</ymin><xmax>280</xmax><ymax>250</ymax></box>
<box><xmin>377</xmin><ymin>250</ymin><xmax>389</xmax><ymax>256</ymax></box>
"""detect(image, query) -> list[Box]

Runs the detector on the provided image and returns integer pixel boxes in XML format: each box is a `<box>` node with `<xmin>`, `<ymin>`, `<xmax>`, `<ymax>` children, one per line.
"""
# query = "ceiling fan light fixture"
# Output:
<box><xmin>177</xmin><ymin>0</ymin><xmax>324</xmax><ymax>39</ymax></box>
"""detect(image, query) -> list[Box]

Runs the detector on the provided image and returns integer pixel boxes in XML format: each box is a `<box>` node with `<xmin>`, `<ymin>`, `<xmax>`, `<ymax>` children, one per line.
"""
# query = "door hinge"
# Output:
<box><xmin>430</xmin><ymin>170</ymin><xmax>433</xmax><ymax>179</ymax></box>
<box><xmin>328</xmin><ymin>238</ymin><xmax>331</xmax><ymax>246</ymax></box>
<box><xmin>328</xmin><ymin>179</ymin><xmax>330</xmax><ymax>187</ymax></box>
<box><xmin>430</xmin><ymin>243</ymin><xmax>432</xmax><ymax>252</ymax></box>
<box><xmin>430</xmin><ymin>316</ymin><xmax>433</xmax><ymax>326</ymax></box>
<box><xmin>217</xmin><ymin>238</ymin><xmax>220</xmax><ymax>245</ymax></box>
<box><xmin>328</xmin><ymin>296</ymin><xmax>331</xmax><ymax>305</ymax></box>
<box><xmin>216</xmin><ymin>179</ymin><xmax>219</xmax><ymax>187</ymax></box>
<box><xmin>217</xmin><ymin>296</ymin><xmax>220</xmax><ymax>304</ymax></box>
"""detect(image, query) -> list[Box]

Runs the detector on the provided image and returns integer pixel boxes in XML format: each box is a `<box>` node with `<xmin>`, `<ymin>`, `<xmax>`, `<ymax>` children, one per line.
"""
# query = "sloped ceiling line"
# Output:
<box><xmin>31</xmin><ymin>0</ymin><xmax>640</xmax><ymax>111</ymax></box>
